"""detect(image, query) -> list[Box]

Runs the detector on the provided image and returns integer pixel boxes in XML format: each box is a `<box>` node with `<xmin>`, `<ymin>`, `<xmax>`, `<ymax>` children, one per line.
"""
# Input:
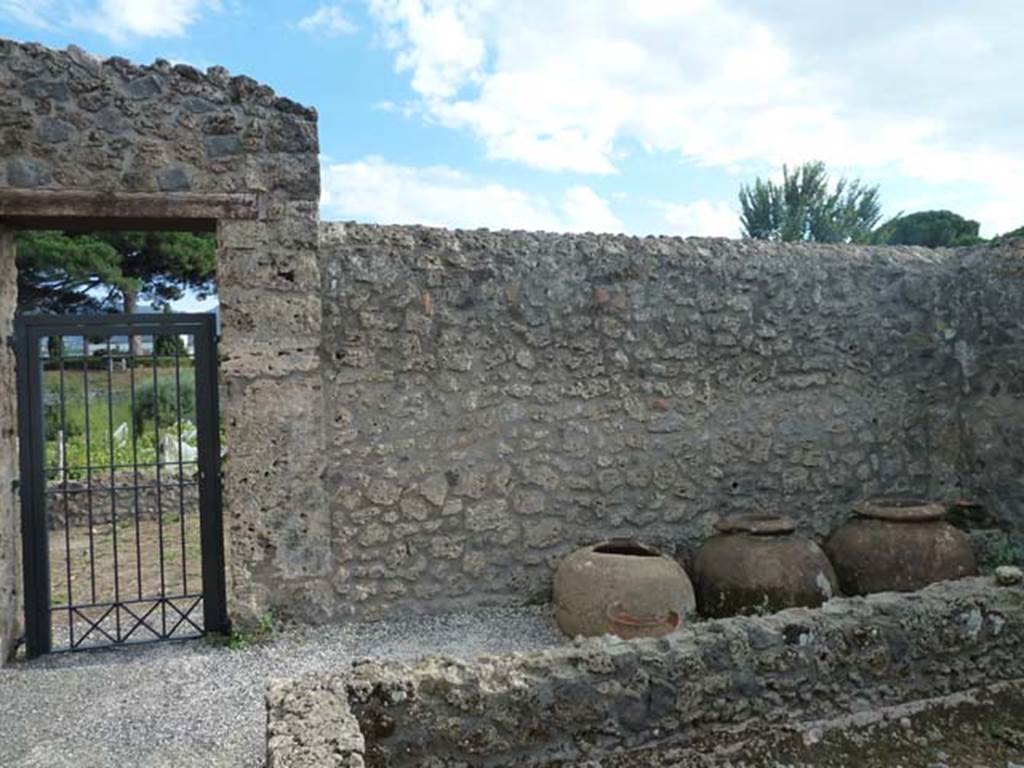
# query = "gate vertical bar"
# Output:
<box><xmin>150</xmin><ymin>343</ymin><xmax>167</xmax><ymax>636</ymax></box>
<box><xmin>173</xmin><ymin>345</ymin><xmax>188</xmax><ymax>593</ymax></box>
<box><xmin>58</xmin><ymin>341</ymin><xmax>74</xmax><ymax>648</ymax></box>
<box><xmin>194</xmin><ymin>314</ymin><xmax>227</xmax><ymax>634</ymax></box>
<box><xmin>81</xmin><ymin>344</ymin><xmax>96</xmax><ymax>603</ymax></box>
<box><xmin>128</xmin><ymin>339</ymin><xmax>143</xmax><ymax>600</ymax></box>
<box><xmin>105</xmin><ymin>341</ymin><xmax>122</xmax><ymax>641</ymax></box>
<box><xmin>15</xmin><ymin>320</ymin><xmax>51</xmax><ymax>657</ymax></box>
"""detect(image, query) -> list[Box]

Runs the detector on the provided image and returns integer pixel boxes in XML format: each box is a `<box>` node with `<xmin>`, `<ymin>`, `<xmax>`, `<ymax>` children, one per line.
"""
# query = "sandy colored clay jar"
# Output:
<box><xmin>693</xmin><ymin>515</ymin><xmax>838</xmax><ymax>618</ymax></box>
<box><xmin>553</xmin><ymin>540</ymin><xmax>696</xmax><ymax>639</ymax></box>
<box><xmin>824</xmin><ymin>499</ymin><xmax>977</xmax><ymax>595</ymax></box>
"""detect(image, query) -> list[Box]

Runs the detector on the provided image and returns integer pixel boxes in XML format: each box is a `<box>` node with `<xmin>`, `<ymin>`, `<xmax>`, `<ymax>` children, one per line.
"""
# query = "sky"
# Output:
<box><xmin>1</xmin><ymin>0</ymin><xmax>1022</xmax><ymax>250</ymax></box>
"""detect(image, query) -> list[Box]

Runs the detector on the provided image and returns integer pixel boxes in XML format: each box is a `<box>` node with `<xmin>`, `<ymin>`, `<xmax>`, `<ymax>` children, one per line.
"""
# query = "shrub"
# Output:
<box><xmin>133</xmin><ymin>380</ymin><xmax>195</xmax><ymax>435</ymax></box>
<box><xmin>43</xmin><ymin>404</ymin><xmax>83</xmax><ymax>442</ymax></box>
<box><xmin>155</xmin><ymin>333</ymin><xmax>187</xmax><ymax>357</ymax></box>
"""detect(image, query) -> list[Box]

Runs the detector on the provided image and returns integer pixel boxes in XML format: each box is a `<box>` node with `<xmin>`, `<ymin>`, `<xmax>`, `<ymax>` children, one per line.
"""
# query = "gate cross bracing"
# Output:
<box><xmin>15</xmin><ymin>313</ymin><xmax>227</xmax><ymax>656</ymax></box>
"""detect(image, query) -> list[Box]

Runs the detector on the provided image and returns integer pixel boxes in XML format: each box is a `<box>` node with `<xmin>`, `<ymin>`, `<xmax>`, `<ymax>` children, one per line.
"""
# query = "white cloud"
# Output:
<box><xmin>5</xmin><ymin>0</ymin><xmax>217</xmax><ymax>41</ymax></box>
<box><xmin>298</xmin><ymin>5</ymin><xmax>357</xmax><ymax>36</ymax></box>
<box><xmin>371</xmin><ymin>0</ymin><xmax>488</xmax><ymax>99</ymax></box>
<box><xmin>321</xmin><ymin>156</ymin><xmax>623</xmax><ymax>233</ymax></box>
<box><xmin>371</xmin><ymin>99</ymin><xmax>419</xmax><ymax>118</ymax></box>
<box><xmin>560</xmin><ymin>186</ymin><xmax>623</xmax><ymax>234</ymax></box>
<box><xmin>661</xmin><ymin>201</ymin><xmax>740</xmax><ymax>238</ymax></box>
<box><xmin>1</xmin><ymin>0</ymin><xmax>57</xmax><ymax>29</ymax></box>
<box><xmin>367</xmin><ymin>0</ymin><xmax>1024</xmax><ymax>232</ymax></box>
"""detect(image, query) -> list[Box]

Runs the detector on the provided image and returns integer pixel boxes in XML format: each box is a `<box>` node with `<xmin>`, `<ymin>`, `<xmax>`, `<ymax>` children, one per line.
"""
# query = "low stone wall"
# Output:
<box><xmin>45</xmin><ymin>477</ymin><xmax>198</xmax><ymax>530</ymax></box>
<box><xmin>267</xmin><ymin>680</ymin><xmax>365</xmax><ymax>768</ymax></box>
<box><xmin>266</xmin><ymin>577</ymin><xmax>1024</xmax><ymax>767</ymax></box>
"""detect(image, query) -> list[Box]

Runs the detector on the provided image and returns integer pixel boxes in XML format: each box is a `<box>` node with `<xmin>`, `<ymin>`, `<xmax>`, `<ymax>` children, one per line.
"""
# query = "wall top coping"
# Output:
<box><xmin>320</xmin><ymin>221</ymin><xmax>1024</xmax><ymax>268</ymax></box>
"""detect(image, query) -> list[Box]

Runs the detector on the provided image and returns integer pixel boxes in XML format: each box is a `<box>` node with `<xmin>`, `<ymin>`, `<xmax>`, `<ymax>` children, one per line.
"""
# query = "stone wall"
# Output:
<box><xmin>0</xmin><ymin>38</ymin><xmax>327</xmax><ymax>648</ymax></box>
<box><xmin>0</xmin><ymin>39</ymin><xmax>318</xmax><ymax>196</ymax></box>
<box><xmin>317</xmin><ymin>224</ymin><xmax>1006</xmax><ymax>619</ymax></box>
<box><xmin>45</xmin><ymin>479</ymin><xmax>198</xmax><ymax>530</ymax></box>
<box><xmin>265</xmin><ymin>577</ymin><xmax>1024</xmax><ymax>767</ymax></box>
<box><xmin>0</xmin><ymin>227</ymin><xmax>18</xmax><ymax>660</ymax></box>
<box><xmin>956</xmin><ymin>241</ymin><xmax>1024</xmax><ymax>527</ymax></box>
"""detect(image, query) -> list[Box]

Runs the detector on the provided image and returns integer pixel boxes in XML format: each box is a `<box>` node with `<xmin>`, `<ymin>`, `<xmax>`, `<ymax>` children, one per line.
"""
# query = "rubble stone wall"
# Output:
<box><xmin>317</xmin><ymin>224</ymin><xmax>1024</xmax><ymax>620</ymax></box>
<box><xmin>44</xmin><ymin>480</ymin><xmax>199</xmax><ymax>530</ymax></box>
<box><xmin>265</xmin><ymin>578</ymin><xmax>1024</xmax><ymax>767</ymax></box>
<box><xmin>955</xmin><ymin>242</ymin><xmax>1024</xmax><ymax>529</ymax></box>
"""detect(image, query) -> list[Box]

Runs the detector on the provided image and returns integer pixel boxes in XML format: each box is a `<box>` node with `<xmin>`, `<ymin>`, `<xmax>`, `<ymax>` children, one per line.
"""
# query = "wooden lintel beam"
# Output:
<box><xmin>0</xmin><ymin>190</ymin><xmax>258</xmax><ymax>231</ymax></box>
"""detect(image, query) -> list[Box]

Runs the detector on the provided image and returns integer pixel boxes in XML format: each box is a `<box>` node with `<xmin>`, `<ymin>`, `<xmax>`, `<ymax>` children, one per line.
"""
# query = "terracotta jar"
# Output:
<box><xmin>553</xmin><ymin>540</ymin><xmax>696</xmax><ymax>639</ymax></box>
<box><xmin>693</xmin><ymin>515</ymin><xmax>838</xmax><ymax>618</ymax></box>
<box><xmin>824</xmin><ymin>499</ymin><xmax>977</xmax><ymax>595</ymax></box>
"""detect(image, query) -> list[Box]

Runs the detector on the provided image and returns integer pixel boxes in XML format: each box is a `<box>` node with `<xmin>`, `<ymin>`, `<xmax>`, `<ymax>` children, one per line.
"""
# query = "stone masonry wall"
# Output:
<box><xmin>956</xmin><ymin>240</ymin><xmax>1024</xmax><ymax>527</ymax></box>
<box><xmin>266</xmin><ymin>577</ymin><xmax>1024</xmax><ymax>767</ymax></box>
<box><xmin>0</xmin><ymin>38</ymin><xmax>328</xmax><ymax>640</ymax></box>
<box><xmin>0</xmin><ymin>39</ymin><xmax>318</xmax><ymax>195</ymax></box>
<box><xmin>317</xmin><ymin>224</ymin><xmax>996</xmax><ymax>619</ymax></box>
<box><xmin>0</xmin><ymin>227</ymin><xmax>18</xmax><ymax>660</ymax></box>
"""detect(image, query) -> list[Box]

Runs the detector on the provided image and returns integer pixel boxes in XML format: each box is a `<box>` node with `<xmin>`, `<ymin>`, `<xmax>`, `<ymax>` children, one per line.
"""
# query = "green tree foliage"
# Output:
<box><xmin>739</xmin><ymin>161</ymin><xmax>882</xmax><ymax>243</ymax></box>
<box><xmin>154</xmin><ymin>334</ymin><xmax>187</xmax><ymax>357</ymax></box>
<box><xmin>154</xmin><ymin>304</ymin><xmax>187</xmax><ymax>357</ymax></box>
<box><xmin>15</xmin><ymin>230</ymin><xmax>216</xmax><ymax>315</ymax></box>
<box><xmin>133</xmin><ymin>379</ymin><xmax>195</xmax><ymax>435</ymax></box>
<box><xmin>872</xmin><ymin>210</ymin><xmax>983</xmax><ymax>247</ymax></box>
<box><xmin>43</xmin><ymin>403</ymin><xmax>82</xmax><ymax>442</ymax></box>
<box><xmin>994</xmin><ymin>226</ymin><xmax>1024</xmax><ymax>241</ymax></box>
<box><xmin>46</xmin><ymin>335</ymin><xmax>64</xmax><ymax>359</ymax></box>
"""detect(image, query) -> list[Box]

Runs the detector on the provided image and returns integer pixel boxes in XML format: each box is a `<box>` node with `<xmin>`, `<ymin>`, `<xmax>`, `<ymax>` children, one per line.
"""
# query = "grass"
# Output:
<box><xmin>207</xmin><ymin>614</ymin><xmax>276</xmax><ymax>651</ymax></box>
<box><xmin>985</xmin><ymin>539</ymin><xmax>1024</xmax><ymax>569</ymax></box>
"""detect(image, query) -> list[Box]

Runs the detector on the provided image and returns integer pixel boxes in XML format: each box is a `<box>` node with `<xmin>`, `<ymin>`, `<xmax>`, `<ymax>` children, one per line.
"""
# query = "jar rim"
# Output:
<box><xmin>854</xmin><ymin>498</ymin><xmax>945</xmax><ymax>521</ymax></box>
<box><xmin>590</xmin><ymin>539</ymin><xmax>662</xmax><ymax>557</ymax></box>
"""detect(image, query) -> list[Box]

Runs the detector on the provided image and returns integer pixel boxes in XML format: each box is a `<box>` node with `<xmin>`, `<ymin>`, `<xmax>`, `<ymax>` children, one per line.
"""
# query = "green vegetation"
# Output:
<box><xmin>872</xmin><ymin>210</ymin><xmax>983</xmax><ymax>247</ymax></box>
<box><xmin>133</xmin><ymin>378</ymin><xmax>195</xmax><ymax>435</ymax></box>
<box><xmin>994</xmin><ymin>225</ymin><xmax>1024</xmax><ymax>242</ymax></box>
<box><xmin>42</xmin><ymin>366</ymin><xmax>195</xmax><ymax>480</ymax></box>
<box><xmin>155</xmin><ymin>333</ymin><xmax>187</xmax><ymax>357</ymax></box>
<box><xmin>43</xmin><ymin>355</ymin><xmax>193</xmax><ymax>372</ymax></box>
<box><xmin>738</xmin><ymin>162</ymin><xmax>1014</xmax><ymax>248</ymax></box>
<box><xmin>223</xmin><ymin>611</ymin><xmax>276</xmax><ymax>650</ymax></box>
<box><xmin>15</xmin><ymin>230</ymin><xmax>216</xmax><ymax>316</ymax></box>
<box><xmin>984</xmin><ymin>538</ymin><xmax>1024</xmax><ymax>569</ymax></box>
<box><xmin>738</xmin><ymin>160</ymin><xmax>882</xmax><ymax>243</ymax></box>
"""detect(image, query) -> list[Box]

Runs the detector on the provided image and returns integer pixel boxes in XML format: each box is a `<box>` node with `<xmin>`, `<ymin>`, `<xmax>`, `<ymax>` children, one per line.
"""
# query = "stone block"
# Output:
<box><xmin>222</xmin><ymin>372</ymin><xmax>325</xmax><ymax>459</ymax></box>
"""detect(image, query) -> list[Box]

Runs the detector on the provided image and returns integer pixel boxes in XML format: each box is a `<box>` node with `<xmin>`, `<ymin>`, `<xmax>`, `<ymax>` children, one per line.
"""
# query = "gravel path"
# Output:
<box><xmin>0</xmin><ymin>605</ymin><xmax>564</xmax><ymax>767</ymax></box>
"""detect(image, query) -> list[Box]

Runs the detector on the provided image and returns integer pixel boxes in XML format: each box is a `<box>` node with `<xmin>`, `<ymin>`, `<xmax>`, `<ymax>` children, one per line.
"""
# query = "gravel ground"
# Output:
<box><xmin>0</xmin><ymin>605</ymin><xmax>564</xmax><ymax>767</ymax></box>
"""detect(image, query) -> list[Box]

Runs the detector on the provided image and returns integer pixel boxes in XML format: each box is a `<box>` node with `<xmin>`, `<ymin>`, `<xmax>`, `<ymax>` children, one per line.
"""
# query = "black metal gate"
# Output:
<box><xmin>15</xmin><ymin>313</ymin><xmax>227</xmax><ymax>656</ymax></box>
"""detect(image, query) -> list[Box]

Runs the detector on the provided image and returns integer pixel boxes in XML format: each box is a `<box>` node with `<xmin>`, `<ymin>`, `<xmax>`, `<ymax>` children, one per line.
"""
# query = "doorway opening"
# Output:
<box><xmin>11</xmin><ymin>223</ymin><xmax>226</xmax><ymax>656</ymax></box>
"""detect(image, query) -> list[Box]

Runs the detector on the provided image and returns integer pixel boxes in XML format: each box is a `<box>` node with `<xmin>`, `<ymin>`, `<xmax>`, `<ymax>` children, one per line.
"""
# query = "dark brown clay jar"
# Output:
<box><xmin>824</xmin><ymin>499</ymin><xmax>978</xmax><ymax>595</ymax></box>
<box><xmin>554</xmin><ymin>540</ymin><xmax>696</xmax><ymax>639</ymax></box>
<box><xmin>693</xmin><ymin>515</ymin><xmax>838</xmax><ymax>618</ymax></box>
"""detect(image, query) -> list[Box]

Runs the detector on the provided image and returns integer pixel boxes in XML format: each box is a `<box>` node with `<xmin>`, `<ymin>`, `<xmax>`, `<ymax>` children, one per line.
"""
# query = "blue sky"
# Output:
<box><xmin>2</xmin><ymin>0</ymin><xmax>1022</xmax><ymax>250</ymax></box>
